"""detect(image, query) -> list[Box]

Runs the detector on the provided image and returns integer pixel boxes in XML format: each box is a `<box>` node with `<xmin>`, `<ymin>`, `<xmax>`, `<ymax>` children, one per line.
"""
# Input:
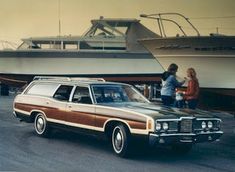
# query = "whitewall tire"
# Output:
<box><xmin>34</xmin><ymin>113</ymin><xmax>50</xmax><ymax>137</ymax></box>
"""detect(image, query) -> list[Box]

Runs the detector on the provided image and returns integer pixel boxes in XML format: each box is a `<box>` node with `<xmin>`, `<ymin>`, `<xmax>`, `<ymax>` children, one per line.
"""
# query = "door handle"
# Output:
<box><xmin>68</xmin><ymin>105</ymin><xmax>72</xmax><ymax>108</ymax></box>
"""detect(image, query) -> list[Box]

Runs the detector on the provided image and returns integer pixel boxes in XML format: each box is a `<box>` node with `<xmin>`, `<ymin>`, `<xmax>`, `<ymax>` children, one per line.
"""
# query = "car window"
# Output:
<box><xmin>26</xmin><ymin>83</ymin><xmax>59</xmax><ymax>96</ymax></box>
<box><xmin>53</xmin><ymin>85</ymin><xmax>73</xmax><ymax>101</ymax></box>
<box><xmin>72</xmin><ymin>86</ymin><xmax>92</xmax><ymax>104</ymax></box>
<box><xmin>92</xmin><ymin>85</ymin><xmax>149</xmax><ymax>103</ymax></box>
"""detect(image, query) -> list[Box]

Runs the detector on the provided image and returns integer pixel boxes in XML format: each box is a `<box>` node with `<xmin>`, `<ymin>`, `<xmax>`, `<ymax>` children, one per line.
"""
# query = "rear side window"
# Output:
<box><xmin>53</xmin><ymin>85</ymin><xmax>73</xmax><ymax>101</ymax></box>
<box><xmin>72</xmin><ymin>86</ymin><xmax>92</xmax><ymax>104</ymax></box>
<box><xmin>26</xmin><ymin>83</ymin><xmax>59</xmax><ymax>96</ymax></box>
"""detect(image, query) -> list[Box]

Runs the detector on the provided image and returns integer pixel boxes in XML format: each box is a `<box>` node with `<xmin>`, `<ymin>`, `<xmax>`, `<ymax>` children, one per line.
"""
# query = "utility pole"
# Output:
<box><xmin>58</xmin><ymin>0</ymin><xmax>61</xmax><ymax>37</ymax></box>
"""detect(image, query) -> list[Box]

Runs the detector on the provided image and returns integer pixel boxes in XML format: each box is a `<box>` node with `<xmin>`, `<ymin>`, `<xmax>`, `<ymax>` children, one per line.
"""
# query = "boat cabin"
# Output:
<box><xmin>17</xmin><ymin>18</ymin><xmax>159</xmax><ymax>52</ymax></box>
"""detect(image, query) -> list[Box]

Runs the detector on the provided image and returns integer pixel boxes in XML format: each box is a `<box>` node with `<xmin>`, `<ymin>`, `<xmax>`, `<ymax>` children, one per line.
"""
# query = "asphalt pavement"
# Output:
<box><xmin>0</xmin><ymin>95</ymin><xmax>235</xmax><ymax>172</ymax></box>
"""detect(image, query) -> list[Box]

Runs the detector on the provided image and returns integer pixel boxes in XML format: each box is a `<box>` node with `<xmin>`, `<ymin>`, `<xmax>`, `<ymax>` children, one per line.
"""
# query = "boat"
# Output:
<box><xmin>139</xmin><ymin>13</ymin><xmax>235</xmax><ymax>110</ymax></box>
<box><xmin>0</xmin><ymin>17</ymin><xmax>164</xmax><ymax>85</ymax></box>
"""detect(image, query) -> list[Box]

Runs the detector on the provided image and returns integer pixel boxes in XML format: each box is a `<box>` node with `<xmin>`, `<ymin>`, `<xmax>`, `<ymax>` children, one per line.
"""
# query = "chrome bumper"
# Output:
<box><xmin>149</xmin><ymin>131</ymin><xmax>223</xmax><ymax>146</ymax></box>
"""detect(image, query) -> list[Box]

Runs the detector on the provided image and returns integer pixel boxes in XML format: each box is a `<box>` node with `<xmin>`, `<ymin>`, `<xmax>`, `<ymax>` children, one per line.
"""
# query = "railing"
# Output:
<box><xmin>140</xmin><ymin>12</ymin><xmax>200</xmax><ymax>37</ymax></box>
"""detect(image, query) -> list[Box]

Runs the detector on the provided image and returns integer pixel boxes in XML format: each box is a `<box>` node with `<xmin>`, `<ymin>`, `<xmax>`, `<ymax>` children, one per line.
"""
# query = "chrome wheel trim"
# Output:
<box><xmin>112</xmin><ymin>126</ymin><xmax>124</xmax><ymax>154</ymax></box>
<box><xmin>35</xmin><ymin>113</ymin><xmax>46</xmax><ymax>135</ymax></box>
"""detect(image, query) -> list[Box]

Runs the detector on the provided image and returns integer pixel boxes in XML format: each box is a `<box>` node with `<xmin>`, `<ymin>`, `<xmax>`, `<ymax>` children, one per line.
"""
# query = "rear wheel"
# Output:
<box><xmin>111</xmin><ymin>124</ymin><xmax>130</xmax><ymax>157</ymax></box>
<box><xmin>34</xmin><ymin>113</ymin><xmax>50</xmax><ymax>137</ymax></box>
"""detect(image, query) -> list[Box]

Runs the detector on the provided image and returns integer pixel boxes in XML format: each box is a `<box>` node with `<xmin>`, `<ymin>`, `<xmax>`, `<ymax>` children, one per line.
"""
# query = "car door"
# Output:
<box><xmin>47</xmin><ymin>84</ymin><xmax>74</xmax><ymax>122</ymax></box>
<box><xmin>66</xmin><ymin>86</ymin><xmax>96</xmax><ymax>128</ymax></box>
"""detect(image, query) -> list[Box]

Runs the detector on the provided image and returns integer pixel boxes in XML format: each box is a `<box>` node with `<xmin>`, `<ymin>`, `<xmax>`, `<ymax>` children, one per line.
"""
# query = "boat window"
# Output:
<box><xmin>53</xmin><ymin>85</ymin><xmax>73</xmax><ymax>101</ymax></box>
<box><xmin>72</xmin><ymin>86</ymin><xmax>92</xmax><ymax>104</ymax></box>
<box><xmin>92</xmin><ymin>25</ymin><xmax>127</xmax><ymax>37</ymax></box>
<box><xmin>52</xmin><ymin>44</ymin><xmax>61</xmax><ymax>49</ymax></box>
<box><xmin>115</xmin><ymin>27</ymin><xmax>128</xmax><ymax>34</ymax></box>
<box><xmin>65</xmin><ymin>44</ymin><xmax>79</xmax><ymax>50</ymax></box>
<box><xmin>40</xmin><ymin>44</ymin><xmax>51</xmax><ymax>49</ymax></box>
<box><xmin>93</xmin><ymin>27</ymin><xmax>114</xmax><ymax>37</ymax></box>
<box><xmin>26</xmin><ymin>83</ymin><xmax>59</xmax><ymax>96</ymax></box>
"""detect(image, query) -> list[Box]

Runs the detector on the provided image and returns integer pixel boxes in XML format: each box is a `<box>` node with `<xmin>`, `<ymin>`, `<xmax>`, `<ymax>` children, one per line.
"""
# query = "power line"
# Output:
<box><xmin>190</xmin><ymin>16</ymin><xmax>235</xmax><ymax>20</ymax></box>
<box><xmin>183</xmin><ymin>26</ymin><xmax>235</xmax><ymax>30</ymax></box>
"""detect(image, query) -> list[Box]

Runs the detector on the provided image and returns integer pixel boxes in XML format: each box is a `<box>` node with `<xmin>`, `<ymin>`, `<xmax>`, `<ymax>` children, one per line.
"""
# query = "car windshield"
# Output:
<box><xmin>92</xmin><ymin>84</ymin><xmax>149</xmax><ymax>103</ymax></box>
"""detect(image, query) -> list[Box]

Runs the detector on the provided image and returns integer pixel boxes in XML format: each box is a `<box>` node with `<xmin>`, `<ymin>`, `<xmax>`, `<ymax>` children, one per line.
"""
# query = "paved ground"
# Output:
<box><xmin>0</xmin><ymin>95</ymin><xmax>235</xmax><ymax>172</ymax></box>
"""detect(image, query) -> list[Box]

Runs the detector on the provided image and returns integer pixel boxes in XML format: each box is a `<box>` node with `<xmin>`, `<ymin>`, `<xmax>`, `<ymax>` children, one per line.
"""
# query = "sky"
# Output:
<box><xmin>0</xmin><ymin>0</ymin><xmax>235</xmax><ymax>45</ymax></box>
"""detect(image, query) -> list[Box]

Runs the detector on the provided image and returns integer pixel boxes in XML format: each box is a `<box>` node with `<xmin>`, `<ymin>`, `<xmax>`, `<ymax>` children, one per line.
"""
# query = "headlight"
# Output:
<box><xmin>156</xmin><ymin>123</ymin><xmax>161</xmax><ymax>131</ymax></box>
<box><xmin>201</xmin><ymin>121</ymin><xmax>206</xmax><ymax>129</ymax></box>
<box><xmin>162</xmin><ymin>122</ymin><xmax>169</xmax><ymax>130</ymax></box>
<box><xmin>208</xmin><ymin>121</ymin><xmax>213</xmax><ymax>129</ymax></box>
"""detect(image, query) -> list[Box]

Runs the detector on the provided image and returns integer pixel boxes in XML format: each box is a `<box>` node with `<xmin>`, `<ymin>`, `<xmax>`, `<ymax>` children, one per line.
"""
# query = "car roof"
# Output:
<box><xmin>31</xmin><ymin>80</ymin><xmax>130</xmax><ymax>87</ymax></box>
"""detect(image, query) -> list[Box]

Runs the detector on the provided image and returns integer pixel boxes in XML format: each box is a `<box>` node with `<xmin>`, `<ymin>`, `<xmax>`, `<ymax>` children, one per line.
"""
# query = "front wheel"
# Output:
<box><xmin>112</xmin><ymin>124</ymin><xmax>130</xmax><ymax>157</ymax></box>
<box><xmin>34</xmin><ymin>113</ymin><xmax>50</xmax><ymax>137</ymax></box>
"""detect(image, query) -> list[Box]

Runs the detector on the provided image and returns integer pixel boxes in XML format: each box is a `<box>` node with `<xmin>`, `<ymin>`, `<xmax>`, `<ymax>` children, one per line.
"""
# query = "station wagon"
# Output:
<box><xmin>13</xmin><ymin>77</ymin><xmax>223</xmax><ymax>157</ymax></box>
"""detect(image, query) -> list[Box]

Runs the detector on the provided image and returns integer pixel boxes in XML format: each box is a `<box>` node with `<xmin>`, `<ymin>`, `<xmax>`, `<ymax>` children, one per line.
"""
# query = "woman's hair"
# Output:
<box><xmin>187</xmin><ymin>68</ymin><xmax>197</xmax><ymax>79</ymax></box>
<box><xmin>167</xmin><ymin>63</ymin><xmax>178</xmax><ymax>74</ymax></box>
<box><xmin>161</xmin><ymin>71</ymin><xmax>171</xmax><ymax>81</ymax></box>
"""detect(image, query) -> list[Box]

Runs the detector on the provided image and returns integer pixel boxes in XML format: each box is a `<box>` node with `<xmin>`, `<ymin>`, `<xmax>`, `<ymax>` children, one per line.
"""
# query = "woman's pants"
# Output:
<box><xmin>187</xmin><ymin>99</ymin><xmax>198</xmax><ymax>109</ymax></box>
<box><xmin>161</xmin><ymin>95</ymin><xmax>174</xmax><ymax>106</ymax></box>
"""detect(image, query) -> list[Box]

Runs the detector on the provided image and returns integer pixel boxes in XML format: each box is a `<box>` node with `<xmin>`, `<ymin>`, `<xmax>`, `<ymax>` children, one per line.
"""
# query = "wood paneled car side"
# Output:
<box><xmin>13</xmin><ymin>77</ymin><xmax>223</xmax><ymax>157</ymax></box>
<box><xmin>13</xmin><ymin>79</ymin><xmax>154</xmax><ymax>157</ymax></box>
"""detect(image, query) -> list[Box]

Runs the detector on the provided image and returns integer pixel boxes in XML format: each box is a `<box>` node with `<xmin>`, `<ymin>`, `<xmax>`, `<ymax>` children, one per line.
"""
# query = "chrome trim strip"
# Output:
<box><xmin>156</xmin><ymin>117</ymin><xmax>222</xmax><ymax>127</ymax></box>
<box><xmin>150</xmin><ymin>131</ymin><xmax>223</xmax><ymax>137</ymax></box>
<box><xmin>196</xmin><ymin>118</ymin><xmax>222</xmax><ymax>122</ymax></box>
<box><xmin>156</xmin><ymin>116</ymin><xmax>196</xmax><ymax>122</ymax></box>
<box><xmin>180</xmin><ymin>140</ymin><xmax>193</xmax><ymax>143</ymax></box>
<box><xmin>160</xmin><ymin>133</ymin><xmax>195</xmax><ymax>137</ymax></box>
<box><xmin>198</xmin><ymin>131</ymin><xmax>223</xmax><ymax>135</ymax></box>
<box><xmin>156</xmin><ymin>119</ymin><xmax>181</xmax><ymax>122</ymax></box>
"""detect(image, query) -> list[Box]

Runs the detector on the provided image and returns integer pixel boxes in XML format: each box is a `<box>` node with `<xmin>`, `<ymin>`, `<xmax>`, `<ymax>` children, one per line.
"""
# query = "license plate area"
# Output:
<box><xmin>180</xmin><ymin>136</ymin><xmax>193</xmax><ymax>143</ymax></box>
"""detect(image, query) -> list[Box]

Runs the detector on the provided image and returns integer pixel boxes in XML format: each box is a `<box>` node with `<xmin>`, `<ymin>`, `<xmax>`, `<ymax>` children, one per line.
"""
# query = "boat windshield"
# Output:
<box><xmin>92</xmin><ymin>84</ymin><xmax>149</xmax><ymax>104</ymax></box>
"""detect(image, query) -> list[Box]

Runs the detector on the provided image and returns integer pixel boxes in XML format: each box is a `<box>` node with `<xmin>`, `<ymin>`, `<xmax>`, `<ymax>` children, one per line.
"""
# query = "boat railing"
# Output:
<box><xmin>0</xmin><ymin>40</ymin><xmax>18</xmax><ymax>50</ymax></box>
<box><xmin>33</xmin><ymin>76</ymin><xmax>105</xmax><ymax>82</ymax></box>
<box><xmin>140</xmin><ymin>12</ymin><xmax>200</xmax><ymax>37</ymax></box>
<box><xmin>18</xmin><ymin>38</ymin><xmax>126</xmax><ymax>51</ymax></box>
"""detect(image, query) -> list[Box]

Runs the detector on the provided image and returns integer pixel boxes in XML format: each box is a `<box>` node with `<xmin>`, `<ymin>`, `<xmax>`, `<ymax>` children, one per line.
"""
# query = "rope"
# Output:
<box><xmin>0</xmin><ymin>77</ymin><xmax>27</xmax><ymax>84</ymax></box>
<box><xmin>190</xmin><ymin>16</ymin><xmax>235</xmax><ymax>20</ymax></box>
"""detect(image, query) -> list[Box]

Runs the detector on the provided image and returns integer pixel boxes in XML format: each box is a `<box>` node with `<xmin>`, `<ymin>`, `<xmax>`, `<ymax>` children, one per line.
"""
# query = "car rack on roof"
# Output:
<box><xmin>33</xmin><ymin>76</ymin><xmax>105</xmax><ymax>82</ymax></box>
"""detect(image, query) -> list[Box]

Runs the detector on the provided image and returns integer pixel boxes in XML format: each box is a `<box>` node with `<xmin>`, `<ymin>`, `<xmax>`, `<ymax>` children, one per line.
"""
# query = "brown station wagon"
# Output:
<box><xmin>13</xmin><ymin>77</ymin><xmax>223</xmax><ymax>157</ymax></box>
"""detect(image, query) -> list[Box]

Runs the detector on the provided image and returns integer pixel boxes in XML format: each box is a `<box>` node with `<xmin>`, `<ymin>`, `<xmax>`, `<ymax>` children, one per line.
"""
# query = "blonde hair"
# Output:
<box><xmin>187</xmin><ymin>68</ymin><xmax>197</xmax><ymax>80</ymax></box>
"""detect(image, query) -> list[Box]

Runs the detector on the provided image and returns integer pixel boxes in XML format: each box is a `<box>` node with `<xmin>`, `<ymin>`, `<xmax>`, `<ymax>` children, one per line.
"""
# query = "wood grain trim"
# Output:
<box><xmin>14</xmin><ymin>103</ymin><xmax>147</xmax><ymax>130</ymax></box>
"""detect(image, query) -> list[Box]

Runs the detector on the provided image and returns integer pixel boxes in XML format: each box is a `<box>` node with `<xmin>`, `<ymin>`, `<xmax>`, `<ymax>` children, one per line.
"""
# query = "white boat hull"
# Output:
<box><xmin>0</xmin><ymin>50</ymin><xmax>163</xmax><ymax>76</ymax></box>
<box><xmin>140</xmin><ymin>36</ymin><xmax>235</xmax><ymax>89</ymax></box>
<box><xmin>155</xmin><ymin>55</ymin><xmax>235</xmax><ymax>89</ymax></box>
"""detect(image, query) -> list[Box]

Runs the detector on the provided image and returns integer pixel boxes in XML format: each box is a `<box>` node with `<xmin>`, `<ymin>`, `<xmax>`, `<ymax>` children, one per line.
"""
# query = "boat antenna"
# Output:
<box><xmin>58</xmin><ymin>0</ymin><xmax>61</xmax><ymax>36</ymax></box>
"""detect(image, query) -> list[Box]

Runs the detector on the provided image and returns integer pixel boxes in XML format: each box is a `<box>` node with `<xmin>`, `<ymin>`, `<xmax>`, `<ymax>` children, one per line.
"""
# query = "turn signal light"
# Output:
<box><xmin>148</xmin><ymin>119</ymin><xmax>152</xmax><ymax>130</ymax></box>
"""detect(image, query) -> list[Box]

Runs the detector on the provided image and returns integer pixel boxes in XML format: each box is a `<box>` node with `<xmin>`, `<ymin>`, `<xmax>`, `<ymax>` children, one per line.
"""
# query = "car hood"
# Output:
<box><xmin>98</xmin><ymin>102</ymin><xmax>215</xmax><ymax>120</ymax></box>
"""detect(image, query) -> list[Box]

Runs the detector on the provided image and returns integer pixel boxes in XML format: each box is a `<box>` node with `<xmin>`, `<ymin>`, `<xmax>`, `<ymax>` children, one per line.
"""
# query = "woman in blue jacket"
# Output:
<box><xmin>161</xmin><ymin>63</ymin><xmax>185</xmax><ymax>106</ymax></box>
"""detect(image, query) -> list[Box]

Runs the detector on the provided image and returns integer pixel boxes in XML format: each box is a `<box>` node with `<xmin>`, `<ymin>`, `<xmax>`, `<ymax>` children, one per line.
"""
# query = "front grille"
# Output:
<box><xmin>180</xmin><ymin>119</ymin><xmax>193</xmax><ymax>133</ymax></box>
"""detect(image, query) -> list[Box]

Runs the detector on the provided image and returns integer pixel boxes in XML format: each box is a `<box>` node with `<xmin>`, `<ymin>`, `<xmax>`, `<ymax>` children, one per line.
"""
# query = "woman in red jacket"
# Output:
<box><xmin>183</xmin><ymin>68</ymin><xmax>200</xmax><ymax>109</ymax></box>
